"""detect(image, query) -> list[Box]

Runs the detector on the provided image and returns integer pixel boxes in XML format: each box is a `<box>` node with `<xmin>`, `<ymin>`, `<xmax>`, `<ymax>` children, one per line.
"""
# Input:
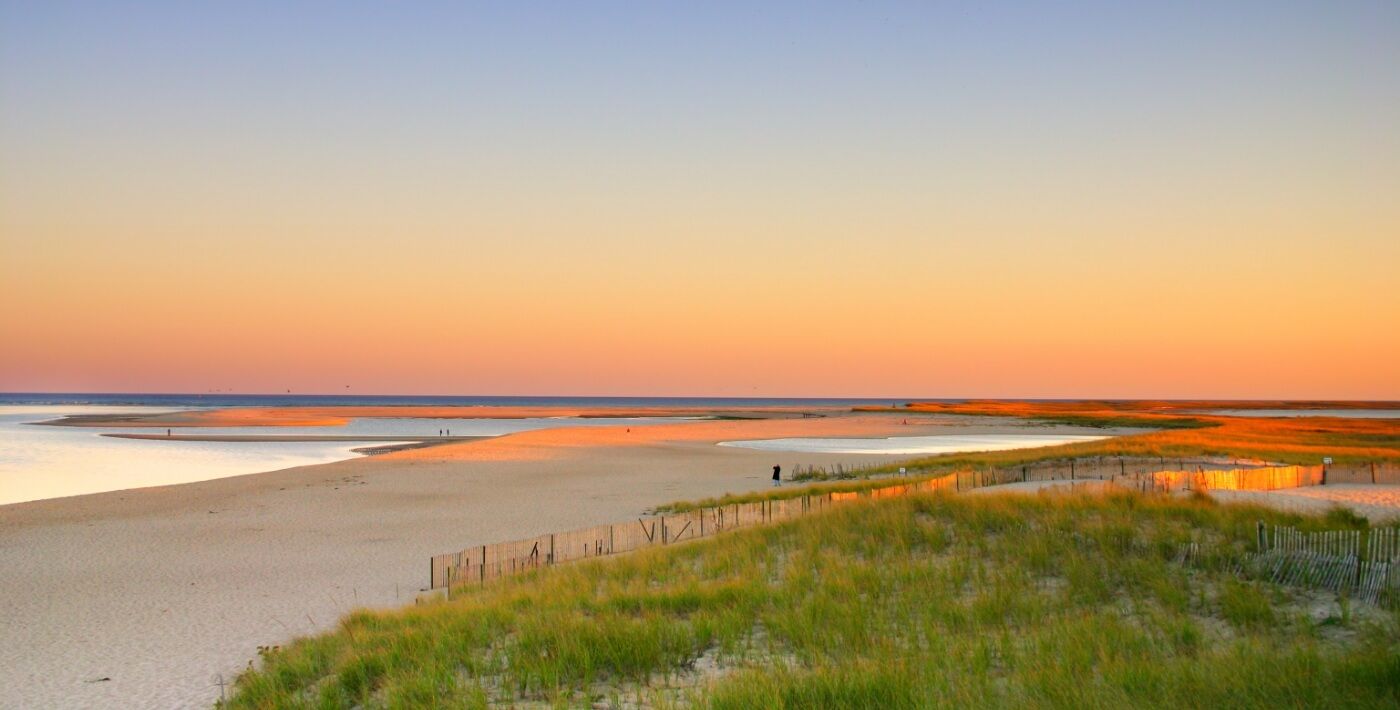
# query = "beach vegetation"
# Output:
<box><xmin>224</xmin><ymin>491</ymin><xmax>1400</xmax><ymax>708</ymax></box>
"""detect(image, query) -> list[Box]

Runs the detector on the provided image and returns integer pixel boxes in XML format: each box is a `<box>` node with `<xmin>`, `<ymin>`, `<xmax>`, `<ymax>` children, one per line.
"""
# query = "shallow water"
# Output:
<box><xmin>0</xmin><ymin>406</ymin><xmax>686</xmax><ymax>506</ymax></box>
<box><xmin>717</xmin><ymin>433</ymin><xmax>1108</xmax><ymax>455</ymax></box>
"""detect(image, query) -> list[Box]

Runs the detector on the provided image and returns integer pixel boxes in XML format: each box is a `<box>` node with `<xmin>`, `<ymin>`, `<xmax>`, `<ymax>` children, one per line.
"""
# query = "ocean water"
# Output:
<box><xmin>0</xmin><ymin>392</ymin><xmax>931</xmax><ymax>506</ymax></box>
<box><xmin>717</xmin><ymin>433</ymin><xmax>1109</xmax><ymax>455</ymax></box>
<box><xmin>0</xmin><ymin>405</ymin><xmax>697</xmax><ymax>506</ymax></box>
<box><xmin>0</xmin><ymin>392</ymin><xmax>916</xmax><ymax>408</ymax></box>
<box><xmin>0</xmin><ymin>406</ymin><xmax>396</xmax><ymax>506</ymax></box>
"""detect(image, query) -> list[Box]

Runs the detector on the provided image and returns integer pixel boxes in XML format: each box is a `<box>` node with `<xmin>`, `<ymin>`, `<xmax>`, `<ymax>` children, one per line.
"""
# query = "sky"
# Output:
<box><xmin>2</xmin><ymin>1</ymin><xmax>1398</xmax><ymax>399</ymax></box>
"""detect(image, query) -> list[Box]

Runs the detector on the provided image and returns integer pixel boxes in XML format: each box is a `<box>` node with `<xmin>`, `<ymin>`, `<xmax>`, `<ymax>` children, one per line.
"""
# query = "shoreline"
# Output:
<box><xmin>100</xmin><ymin>433</ymin><xmax>489</xmax><ymax>443</ymax></box>
<box><xmin>100</xmin><ymin>434</ymin><xmax>480</xmax><ymax>459</ymax></box>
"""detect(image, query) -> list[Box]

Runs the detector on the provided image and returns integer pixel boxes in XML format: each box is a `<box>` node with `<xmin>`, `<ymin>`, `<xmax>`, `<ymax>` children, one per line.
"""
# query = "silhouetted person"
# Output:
<box><xmin>772</xmin><ymin>464</ymin><xmax>781</xmax><ymax>487</ymax></box>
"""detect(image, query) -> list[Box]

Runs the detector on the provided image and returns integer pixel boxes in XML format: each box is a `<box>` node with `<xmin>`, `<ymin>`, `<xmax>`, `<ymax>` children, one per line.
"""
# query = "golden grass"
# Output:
<box><xmin>863</xmin><ymin>400</ymin><xmax>1400</xmax><ymax>465</ymax></box>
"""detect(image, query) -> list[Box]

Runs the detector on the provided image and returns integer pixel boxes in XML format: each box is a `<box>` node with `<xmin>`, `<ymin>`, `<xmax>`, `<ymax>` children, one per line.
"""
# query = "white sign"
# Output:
<box><xmin>1322</xmin><ymin>457</ymin><xmax>1333</xmax><ymax>465</ymax></box>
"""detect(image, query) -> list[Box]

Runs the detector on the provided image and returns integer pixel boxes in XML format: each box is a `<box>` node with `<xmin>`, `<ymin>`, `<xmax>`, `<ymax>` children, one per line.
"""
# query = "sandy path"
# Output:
<box><xmin>1208</xmin><ymin>484</ymin><xmax>1400</xmax><ymax>523</ymax></box>
<box><xmin>0</xmin><ymin>412</ymin><xmax>1103</xmax><ymax>709</ymax></box>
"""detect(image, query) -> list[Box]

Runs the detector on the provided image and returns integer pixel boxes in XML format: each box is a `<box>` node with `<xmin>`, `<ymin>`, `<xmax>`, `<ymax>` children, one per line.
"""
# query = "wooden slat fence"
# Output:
<box><xmin>1320</xmin><ymin>461</ymin><xmax>1400</xmax><ymax>485</ymax></box>
<box><xmin>428</xmin><ymin>457</ymin><xmax>1350</xmax><ymax>591</ymax></box>
<box><xmin>1112</xmin><ymin>464</ymin><xmax>1326</xmax><ymax>494</ymax></box>
<box><xmin>431</xmin><ymin>475</ymin><xmax>955</xmax><ymax>590</ymax></box>
<box><xmin>1244</xmin><ymin>522</ymin><xmax>1400</xmax><ymax>605</ymax></box>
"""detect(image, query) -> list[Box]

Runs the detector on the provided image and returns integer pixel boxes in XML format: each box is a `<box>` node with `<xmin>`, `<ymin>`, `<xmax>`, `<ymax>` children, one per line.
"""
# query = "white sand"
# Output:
<box><xmin>1208</xmin><ymin>484</ymin><xmax>1400</xmax><ymax>523</ymax></box>
<box><xmin>0</xmin><ymin>413</ymin><xmax>1117</xmax><ymax>709</ymax></box>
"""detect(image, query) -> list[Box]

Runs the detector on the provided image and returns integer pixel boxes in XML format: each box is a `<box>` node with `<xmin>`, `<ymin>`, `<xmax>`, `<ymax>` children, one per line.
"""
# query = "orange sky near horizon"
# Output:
<box><xmin>3</xmin><ymin>222</ymin><xmax>1395</xmax><ymax>398</ymax></box>
<box><xmin>2</xmin><ymin>3</ymin><xmax>1398</xmax><ymax>399</ymax></box>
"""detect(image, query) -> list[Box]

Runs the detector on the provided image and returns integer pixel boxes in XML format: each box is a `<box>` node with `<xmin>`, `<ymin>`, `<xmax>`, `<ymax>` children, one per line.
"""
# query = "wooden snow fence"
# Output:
<box><xmin>1245</xmin><ymin>523</ymin><xmax>1400</xmax><ymax>605</ymax></box>
<box><xmin>430</xmin><ymin>475</ymin><xmax>958</xmax><ymax>591</ymax></box>
<box><xmin>427</xmin><ymin>457</ymin><xmax>1347</xmax><ymax>593</ymax></box>
<box><xmin>1322</xmin><ymin>461</ymin><xmax>1400</xmax><ymax>485</ymax></box>
<box><xmin>1114</xmin><ymin>464</ymin><xmax>1325</xmax><ymax>494</ymax></box>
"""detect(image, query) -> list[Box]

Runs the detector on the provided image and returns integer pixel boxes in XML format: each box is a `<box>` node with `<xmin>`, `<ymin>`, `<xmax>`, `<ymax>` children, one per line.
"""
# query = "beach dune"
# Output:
<box><xmin>0</xmin><ymin>409</ymin><xmax>1114</xmax><ymax>709</ymax></box>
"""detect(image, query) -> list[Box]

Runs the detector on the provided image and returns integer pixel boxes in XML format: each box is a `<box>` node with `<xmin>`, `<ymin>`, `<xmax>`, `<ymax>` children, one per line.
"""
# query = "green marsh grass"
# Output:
<box><xmin>226</xmin><ymin>491</ymin><xmax>1400</xmax><ymax>708</ymax></box>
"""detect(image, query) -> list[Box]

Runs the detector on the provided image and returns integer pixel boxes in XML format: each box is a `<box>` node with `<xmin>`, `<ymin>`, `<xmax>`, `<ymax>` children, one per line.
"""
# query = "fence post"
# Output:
<box><xmin>1257</xmin><ymin>521</ymin><xmax>1265</xmax><ymax>551</ymax></box>
<box><xmin>609</xmin><ymin>524</ymin><xmax>614</xmax><ymax>553</ymax></box>
<box><xmin>480</xmin><ymin>545</ymin><xmax>486</xmax><ymax>586</ymax></box>
<box><xmin>549</xmin><ymin>534</ymin><xmax>555</xmax><ymax>564</ymax></box>
<box><xmin>1357</xmin><ymin>528</ymin><xmax>1367</xmax><ymax>590</ymax></box>
<box><xmin>1070</xmin><ymin>459</ymin><xmax>1075</xmax><ymax>480</ymax></box>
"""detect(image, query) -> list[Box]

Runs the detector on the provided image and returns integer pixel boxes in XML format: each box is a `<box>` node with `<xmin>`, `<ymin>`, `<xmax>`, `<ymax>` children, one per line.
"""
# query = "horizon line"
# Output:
<box><xmin>2</xmin><ymin>391</ymin><xmax>1398</xmax><ymax>404</ymax></box>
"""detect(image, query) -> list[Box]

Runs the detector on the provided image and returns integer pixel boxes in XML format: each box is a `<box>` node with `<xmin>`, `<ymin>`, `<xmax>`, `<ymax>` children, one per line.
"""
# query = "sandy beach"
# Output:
<box><xmin>1208</xmin><ymin>484</ymin><xmax>1400</xmax><ymax>523</ymax></box>
<box><xmin>0</xmin><ymin>409</ymin><xmax>1114</xmax><ymax>709</ymax></box>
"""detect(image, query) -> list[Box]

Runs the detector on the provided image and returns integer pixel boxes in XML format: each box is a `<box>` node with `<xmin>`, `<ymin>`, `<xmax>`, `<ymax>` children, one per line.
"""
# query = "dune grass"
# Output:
<box><xmin>225</xmin><ymin>491</ymin><xmax>1400</xmax><ymax>708</ymax></box>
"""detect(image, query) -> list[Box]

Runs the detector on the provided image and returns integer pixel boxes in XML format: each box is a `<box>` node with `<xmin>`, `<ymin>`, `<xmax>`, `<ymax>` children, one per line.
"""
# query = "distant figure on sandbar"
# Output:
<box><xmin>772</xmin><ymin>464</ymin><xmax>781</xmax><ymax>487</ymax></box>
<box><xmin>167</xmin><ymin>429</ymin><xmax>171</xmax><ymax>437</ymax></box>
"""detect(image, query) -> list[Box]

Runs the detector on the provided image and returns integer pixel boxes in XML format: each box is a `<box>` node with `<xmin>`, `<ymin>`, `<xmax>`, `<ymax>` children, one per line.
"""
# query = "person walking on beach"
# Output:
<box><xmin>772</xmin><ymin>464</ymin><xmax>782</xmax><ymax>487</ymax></box>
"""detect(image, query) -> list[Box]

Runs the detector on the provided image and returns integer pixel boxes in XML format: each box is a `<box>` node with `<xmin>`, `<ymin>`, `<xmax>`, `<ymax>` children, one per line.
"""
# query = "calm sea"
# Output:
<box><xmin>0</xmin><ymin>393</ymin><xmax>922</xmax><ymax>408</ymax></box>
